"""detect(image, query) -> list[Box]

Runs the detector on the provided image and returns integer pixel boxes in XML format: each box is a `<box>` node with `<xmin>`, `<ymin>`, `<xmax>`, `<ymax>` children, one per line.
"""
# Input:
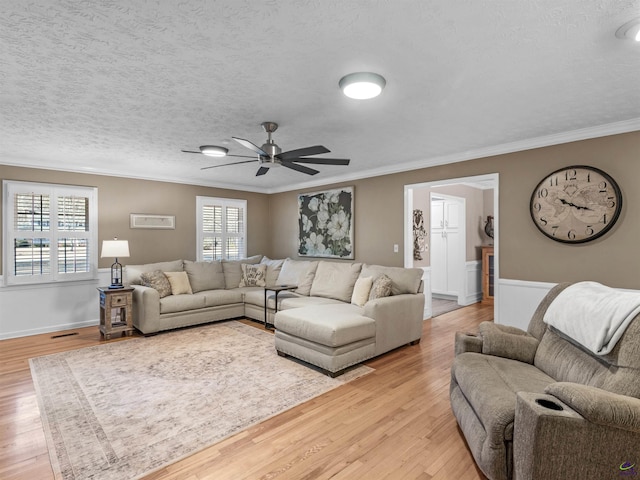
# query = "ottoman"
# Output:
<box><xmin>274</xmin><ymin>304</ymin><xmax>376</xmax><ymax>376</ymax></box>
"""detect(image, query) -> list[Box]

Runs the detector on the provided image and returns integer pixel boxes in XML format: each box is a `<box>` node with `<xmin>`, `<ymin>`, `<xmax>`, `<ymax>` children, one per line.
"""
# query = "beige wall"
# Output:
<box><xmin>0</xmin><ymin>166</ymin><xmax>271</xmax><ymax>271</ymax></box>
<box><xmin>2</xmin><ymin>130</ymin><xmax>639</xmax><ymax>290</ymax></box>
<box><xmin>270</xmin><ymin>131</ymin><xmax>640</xmax><ymax>290</ymax></box>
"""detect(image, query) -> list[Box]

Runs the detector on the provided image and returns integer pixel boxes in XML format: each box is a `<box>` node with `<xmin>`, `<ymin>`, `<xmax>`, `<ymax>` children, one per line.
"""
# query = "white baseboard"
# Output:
<box><xmin>1</xmin><ymin>319</ymin><xmax>99</xmax><ymax>340</ymax></box>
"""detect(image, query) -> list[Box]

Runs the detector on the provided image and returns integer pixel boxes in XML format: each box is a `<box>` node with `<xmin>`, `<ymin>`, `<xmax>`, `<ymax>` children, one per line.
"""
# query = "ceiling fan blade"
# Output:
<box><xmin>281</xmin><ymin>161</ymin><xmax>319</xmax><ymax>175</ymax></box>
<box><xmin>286</xmin><ymin>157</ymin><xmax>350</xmax><ymax>166</ymax></box>
<box><xmin>277</xmin><ymin>145</ymin><xmax>330</xmax><ymax>160</ymax></box>
<box><xmin>200</xmin><ymin>159</ymin><xmax>258</xmax><ymax>170</ymax></box>
<box><xmin>228</xmin><ymin>154</ymin><xmax>260</xmax><ymax>159</ymax></box>
<box><xmin>232</xmin><ymin>137</ymin><xmax>268</xmax><ymax>156</ymax></box>
<box><xmin>181</xmin><ymin>150</ymin><xmax>202</xmax><ymax>154</ymax></box>
<box><xmin>256</xmin><ymin>166</ymin><xmax>269</xmax><ymax>176</ymax></box>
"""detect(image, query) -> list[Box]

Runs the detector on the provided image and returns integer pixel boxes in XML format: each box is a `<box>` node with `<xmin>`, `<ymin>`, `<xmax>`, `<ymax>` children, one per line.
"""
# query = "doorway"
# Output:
<box><xmin>404</xmin><ymin>173</ymin><xmax>499</xmax><ymax>321</ymax></box>
<box><xmin>430</xmin><ymin>192</ymin><xmax>465</xmax><ymax>303</ymax></box>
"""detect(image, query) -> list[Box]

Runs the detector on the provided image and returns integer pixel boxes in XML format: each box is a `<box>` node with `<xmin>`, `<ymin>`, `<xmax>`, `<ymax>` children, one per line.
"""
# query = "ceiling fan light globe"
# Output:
<box><xmin>200</xmin><ymin>146</ymin><xmax>228</xmax><ymax>157</ymax></box>
<box><xmin>615</xmin><ymin>17</ymin><xmax>640</xmax><ymax>41</ymax></box>
<box><xmin>339</xmin><ymin>72</ymin><xmax>386</xmax><ymax>99</ymax></box>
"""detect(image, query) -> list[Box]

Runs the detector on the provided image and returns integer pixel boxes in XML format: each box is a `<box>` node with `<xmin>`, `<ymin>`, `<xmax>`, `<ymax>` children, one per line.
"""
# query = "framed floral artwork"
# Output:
<box><xmin>298</xmin><ymin>186</ymin><xmax>354</xmax><ymax>259</ymax></box>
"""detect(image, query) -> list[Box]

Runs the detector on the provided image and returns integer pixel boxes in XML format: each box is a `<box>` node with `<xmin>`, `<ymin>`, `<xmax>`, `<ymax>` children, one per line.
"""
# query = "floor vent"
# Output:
<box><xmin>51</xmin><ymin>332</ymin><xmax>79</xmax><ymax>339</ymax></box>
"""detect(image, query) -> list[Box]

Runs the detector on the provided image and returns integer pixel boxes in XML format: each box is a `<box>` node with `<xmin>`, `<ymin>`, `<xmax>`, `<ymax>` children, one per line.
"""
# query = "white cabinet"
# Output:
<box><xmin>431</xmin><ymin>196</ymin><xmax>463</xmax><ymax>298</ymax></box>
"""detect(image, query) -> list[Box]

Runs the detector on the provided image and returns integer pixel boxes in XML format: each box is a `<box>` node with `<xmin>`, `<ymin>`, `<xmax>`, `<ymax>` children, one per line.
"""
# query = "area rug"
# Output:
<box><xmin>30</xmin><ymin>321</ymin><xmax>372</xmax><ymax>480</ymax></box>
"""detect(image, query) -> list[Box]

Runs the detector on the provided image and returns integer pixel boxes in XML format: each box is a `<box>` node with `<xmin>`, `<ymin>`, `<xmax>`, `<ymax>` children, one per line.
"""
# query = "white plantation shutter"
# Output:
<box><xmin>196</xmin><ymin>197</ymin><xmax>247</xmax><ymax>261</ymax></box>
<box><xmin>4</xmin><ymin>181</ymin><xmax>98</xmax><ymax>285</ymax></box>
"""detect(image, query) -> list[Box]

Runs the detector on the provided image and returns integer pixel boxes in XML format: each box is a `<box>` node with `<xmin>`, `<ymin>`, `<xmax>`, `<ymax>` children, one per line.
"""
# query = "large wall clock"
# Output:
<box><xmin>530</xmin><ymin>165</ymin><xmax>622</xmax><ymax>244</ymax></box>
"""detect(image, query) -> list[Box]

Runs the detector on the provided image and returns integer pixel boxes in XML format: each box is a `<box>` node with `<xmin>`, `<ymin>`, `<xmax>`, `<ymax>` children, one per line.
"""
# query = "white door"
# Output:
<box><xmin>431</xmin><ymin>194</ymin><xmax>464</xmax><ymax>299</ymax></box>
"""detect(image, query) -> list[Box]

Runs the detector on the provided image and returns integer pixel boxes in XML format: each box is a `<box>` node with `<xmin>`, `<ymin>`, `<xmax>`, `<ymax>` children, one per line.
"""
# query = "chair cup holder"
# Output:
<box><xmin>535</xmin><ymin>398</ymin><xmax>563</xmax><ymax>411</ymax></box>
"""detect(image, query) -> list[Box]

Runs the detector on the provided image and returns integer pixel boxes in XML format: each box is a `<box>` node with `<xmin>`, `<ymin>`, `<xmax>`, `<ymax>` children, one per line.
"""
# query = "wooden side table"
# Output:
<box><xmin>98</xmin><ymin>286</ymin><xmax>134</xmax><ymax>340</ymax></box>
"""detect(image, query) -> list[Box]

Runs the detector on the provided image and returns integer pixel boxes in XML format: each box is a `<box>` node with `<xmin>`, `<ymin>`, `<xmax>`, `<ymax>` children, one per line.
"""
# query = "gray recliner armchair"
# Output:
<box><xmin>450</xmin><ymin>282</ymin><xmax>640</xmax><ymax>480</ymax></box>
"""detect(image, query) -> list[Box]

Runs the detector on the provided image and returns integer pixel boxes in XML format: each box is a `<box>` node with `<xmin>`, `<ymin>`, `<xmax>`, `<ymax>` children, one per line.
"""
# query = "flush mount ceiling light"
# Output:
<box><xmin>199</xmin><ymin>145</ymin><xmax>228</xmax><ymax>157</ymax></box>
<box><xmin>339</xmin><ymin>72</ymin><xmax>386</xmax><ymax>99</ymax></box>
<box><xmin>615</xmin><ymin>17</ymin><xmax>640</xmax><ymax>41</ymax></box>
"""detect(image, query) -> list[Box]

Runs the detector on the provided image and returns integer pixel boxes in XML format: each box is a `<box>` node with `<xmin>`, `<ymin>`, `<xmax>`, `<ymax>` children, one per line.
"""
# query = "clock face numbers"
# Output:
<box><xmin>530</xmin><ymin>166</ymin><xmax>622</xmax><ymax>243</ymax></box>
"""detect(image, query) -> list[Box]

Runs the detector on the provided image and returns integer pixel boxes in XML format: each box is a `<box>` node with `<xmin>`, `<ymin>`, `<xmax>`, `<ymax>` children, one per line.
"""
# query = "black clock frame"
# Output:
<box><xmin>529</xmin><ymin>165</ymin><xmax>623</xmax><ymax>244</ymax></box>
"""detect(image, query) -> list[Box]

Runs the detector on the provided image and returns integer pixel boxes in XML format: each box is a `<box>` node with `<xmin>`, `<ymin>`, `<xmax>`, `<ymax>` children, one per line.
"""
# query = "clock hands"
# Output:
<box><xmin>559</xmin><ymin>198</ymin><xmax>593</xmax><ymax>211</ymax></box>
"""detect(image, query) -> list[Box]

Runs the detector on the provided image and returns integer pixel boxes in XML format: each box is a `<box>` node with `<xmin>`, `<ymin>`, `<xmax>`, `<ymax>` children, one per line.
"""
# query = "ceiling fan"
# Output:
<box><xmin>181</xmin><ymin>122</ymin><xmax>350</xmax><ymax>176</ymax></box>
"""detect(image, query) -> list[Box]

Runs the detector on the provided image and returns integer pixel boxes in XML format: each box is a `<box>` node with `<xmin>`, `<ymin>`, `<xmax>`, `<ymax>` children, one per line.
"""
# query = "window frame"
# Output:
<box><xmin>3</xmin><ymin>180</ymin><xmax>98</xmax><ymax>286</ymax></box>
<box><xmin>196</xmin><ymin>196</ymin><xmax>247</xmax><ymax>261</ymax></box>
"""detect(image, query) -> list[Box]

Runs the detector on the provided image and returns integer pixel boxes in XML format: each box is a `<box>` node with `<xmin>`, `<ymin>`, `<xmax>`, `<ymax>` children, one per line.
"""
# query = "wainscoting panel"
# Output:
<box><xmin>420</xmin><ymin>267</ymin><xmax>431</xmax><ymax>319</ymax></box>
<box><xmin>496</xmin><ymin>278</ymin><xmax>556</xmax><ymax>330</ymax></box>
<box><xmin>0</xmin><ymin>270</ymin><xmax>110</xmax><ymax>339</ymax></box>
<box><xmin>463</xmin><ymin>260</ymin><xmax>482</xmax><ymax>306</ymax></box>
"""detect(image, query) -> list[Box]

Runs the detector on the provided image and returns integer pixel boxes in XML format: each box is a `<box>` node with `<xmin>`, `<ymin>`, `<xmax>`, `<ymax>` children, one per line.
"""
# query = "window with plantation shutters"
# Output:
<box><xmin>196</xmin><ymin>197</ymin><xmax>247</xmax><ymax>261</ymax></box>
<box><xmin>3</xmin><ymin>181</ymin><xmax>98</xmax><ymax>285</ymax></box>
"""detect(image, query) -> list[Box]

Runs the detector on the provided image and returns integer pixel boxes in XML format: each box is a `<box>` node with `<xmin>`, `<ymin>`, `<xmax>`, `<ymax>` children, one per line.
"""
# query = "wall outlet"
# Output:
<box><xmin>393</xmin><ymin>244</ymin><xmax>399</xmax><ymax>253</ymax></box>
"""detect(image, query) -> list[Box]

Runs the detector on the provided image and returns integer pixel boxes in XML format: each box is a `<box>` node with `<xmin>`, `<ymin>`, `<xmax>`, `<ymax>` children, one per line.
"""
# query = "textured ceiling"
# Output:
<box><xmin>2</xmin><ymin>0</ymin><xmax>640</xmax><ymax>193</ymax></box>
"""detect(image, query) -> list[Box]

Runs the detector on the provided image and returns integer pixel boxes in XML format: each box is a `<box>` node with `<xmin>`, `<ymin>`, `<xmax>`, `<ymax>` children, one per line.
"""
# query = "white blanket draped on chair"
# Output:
<box><xmin>543</xmin><ymin>281</ymin><xmax>640</xmax><ymax>355</ymax></box>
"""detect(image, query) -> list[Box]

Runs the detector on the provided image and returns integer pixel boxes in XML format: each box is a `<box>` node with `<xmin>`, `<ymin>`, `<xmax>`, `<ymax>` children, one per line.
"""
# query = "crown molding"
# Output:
<box><xmin>2</xmin><ymin>118</ymin><xmax>639</xmax><ymax>195</ymax></box>
<box><xmin>265</xmin><ymin>117</ymin><xmax>640</xmax><ymax>193</ymax></box>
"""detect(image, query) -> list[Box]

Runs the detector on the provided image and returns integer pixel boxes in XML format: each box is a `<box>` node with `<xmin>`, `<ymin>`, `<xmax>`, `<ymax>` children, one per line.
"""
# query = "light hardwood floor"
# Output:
<box><xmin>0</xmin><ymin>304</ymin><xmax>492</xmax><ymax>480</ymax></box>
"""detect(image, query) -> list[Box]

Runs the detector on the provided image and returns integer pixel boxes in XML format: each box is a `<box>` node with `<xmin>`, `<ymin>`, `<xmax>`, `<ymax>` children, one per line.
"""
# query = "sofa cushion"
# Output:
<box><xmin>239</xmin><ymin>263</ymin><xmax>267</xmax><ymax>287</ymax></box>
<box><xmin>183</xmin><ymin>260</ymin><xmax>225</xmax><ymax>293</ymax></box>
<box><xmin>124</xmin><ymin>259</ymin><xmax>183</xmax><ymax>285</ymax></box>
<box><xmin>361</xmin><ymin>264</ymin><xmax>423</xmax><ymax>295</ymax></box>
<box><xmin>275</xmin><ymin>304</ymin><xmax>375</xmax><ymax>348</ymax></box>
<box><xmin>196</xmin><ymin>289</ymin><xmax>244</xmax><ymax>308</ymax></box>
<box><xmin>164</xmin><ymin>271</ymin><xmax>193</xmax><ymax>295</ymax></box>
<box><xmin>260</xmin><ymin>257</ymin><xmax>285</xmax><ymax>286</ymax></box>
<box><xmin>452</xmin><ymin>352</ymin><xmax>555</xmax><ymax>441</ymax></box>
<box><xmin>279</xmin><ymin>295</ymin><xmax>345</xmax><ymax>310</ymax></box>
<box><xmin>310</xmin><ymin>261</ymin><xmax>362</xmax><ymax>303</ymax></box>
<box><xmin>139</xmin><ymin>269</ymin><xmax>172</xmax><ymax>298</ymax></box>
<box><xmin>221</xmin><ymin>255</ymin><xmax>262</xmax><ymax>288</ymax></box>
<box><xmin>160</xmin><ymin>293</ymin><xmax>206</xmax><ymax>314</ymax></box>
<box><xmin>369</xmin><ymin>274</ymin><xmax>393</xmax><ymax>300</ymax></box>
<box><xmin>351</xmin><ymin>276</ymin><xmax>373</xmax><ymax>307</ymax></box>
<box><xmin>276</xmin><ymin>259</ymin><xmax>319</xmax><ymax>295</ymax></box>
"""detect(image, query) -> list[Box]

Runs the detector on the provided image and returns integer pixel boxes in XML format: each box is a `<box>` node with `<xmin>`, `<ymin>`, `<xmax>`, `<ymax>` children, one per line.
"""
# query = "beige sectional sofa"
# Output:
<box><xmin>124</xmin><ymin>256</ymin><xmax>425</xmax><ymax>375</ymax></box>
<box><xmin>450</xmin><ymin>282</ymin><xmax>640</xmax><ymax>480</ymax></box>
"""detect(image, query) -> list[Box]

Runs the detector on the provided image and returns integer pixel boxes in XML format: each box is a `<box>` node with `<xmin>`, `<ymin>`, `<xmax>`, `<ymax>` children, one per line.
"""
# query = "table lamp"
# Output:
<box><xmin>101</xmin><ymin>238</ymin><xmax>130</xmax><ymax>289</ymax></box>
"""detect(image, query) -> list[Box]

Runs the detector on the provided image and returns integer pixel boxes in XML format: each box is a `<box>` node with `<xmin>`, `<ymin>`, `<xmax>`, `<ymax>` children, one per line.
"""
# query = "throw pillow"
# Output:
<box><xmin>140</xmin><ymin>269</ymin><xmax>172</xmax><ymax>298</ymax></box>
<box><xmin>260</xmin><ymin>256</ymin><xmax>285</xmax><ymax>286</ymax></box>
<box><xmin>164</xmin><ymin>271</ymin><xmax>193</xmax><ymax>295</ymax></box>
<box><xmin>239</xmin><ymin>263</ymin><xmax>267</xmax><ymax>287</ymax></box>
<box><xmin>351</xmin><ymin>276</ymin><xmax>373</xmax><ymax>307</ymax></box>
<box><xmin>369</xmin><ymin>274</ymin><xmax>393</xmax><ymax>301</ymax></box>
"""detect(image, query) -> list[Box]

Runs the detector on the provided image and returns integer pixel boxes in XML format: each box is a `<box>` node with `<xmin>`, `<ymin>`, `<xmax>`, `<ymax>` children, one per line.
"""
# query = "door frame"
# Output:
<box><xmin>404</xmin><ymin>173</ymin><xmax>499</xmax><ymax>321</ymax></box>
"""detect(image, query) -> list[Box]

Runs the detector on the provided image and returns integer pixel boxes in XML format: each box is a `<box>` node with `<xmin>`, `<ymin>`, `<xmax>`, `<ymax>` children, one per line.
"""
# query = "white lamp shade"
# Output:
<box><xmin>101</xmin><ymin>240</ymin><xmax>130</xmax><ymax>258</ymax></box>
